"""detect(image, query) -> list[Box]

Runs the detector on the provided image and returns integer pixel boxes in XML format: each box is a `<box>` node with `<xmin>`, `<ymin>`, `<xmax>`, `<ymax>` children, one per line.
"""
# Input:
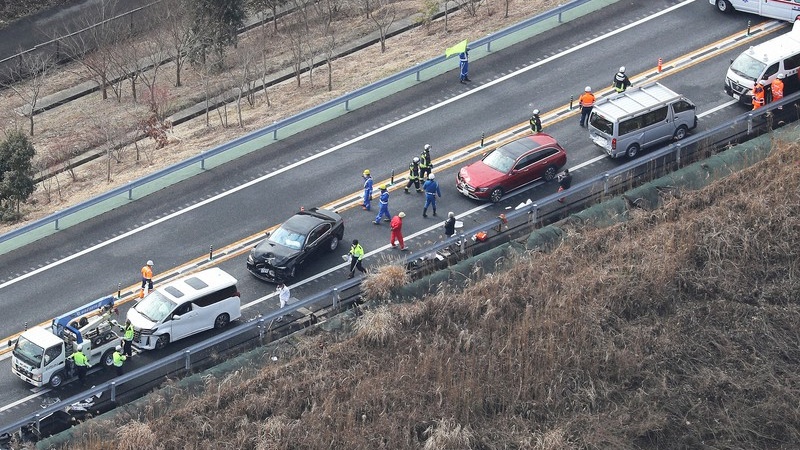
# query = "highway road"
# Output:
<box><xmin>0</xmin><ymin>0</ymin><xmax>791</xmax><ymax>429</ymax></box>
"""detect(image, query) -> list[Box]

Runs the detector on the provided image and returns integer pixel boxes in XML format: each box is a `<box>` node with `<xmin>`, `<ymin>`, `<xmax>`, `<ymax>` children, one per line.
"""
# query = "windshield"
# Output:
<box><xmin>134</xmin><ymin>291</ymin><xmax>177</xmax><ymax>323</ymax></box>
<box><xmin>729</xmin><ymin>53</ymin><xmax>766</xmax><ymax>82</ymax></box>
<box><xmin>269</xmin><ymin>225</ymin><xmax>307</xmax><ymax>250</ymax></box>
<box><xmin>14</xmin><ymin>336</ymin><xmax>44</xmax><ymax>368</ymax></box>
<box><xmin>482</xmin><ymin>148</ymin><xmax>515</xmax><ymax>174</ymax></box>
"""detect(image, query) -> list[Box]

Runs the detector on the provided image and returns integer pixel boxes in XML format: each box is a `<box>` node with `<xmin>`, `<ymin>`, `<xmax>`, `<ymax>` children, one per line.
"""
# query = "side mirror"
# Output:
<box><xmin>44</xmin><ymin>355</ymin><xmax>51</xmax><ymax>364</ymax></box>
<box><xmin>172</xmin><ymin>314</ymin><xmax>182</xmax><ymax>321</ymax></box>
<box><xmin>264</xmin><ymin>232</ymin><xmax>271</xmax><ymax>237</ymax></box>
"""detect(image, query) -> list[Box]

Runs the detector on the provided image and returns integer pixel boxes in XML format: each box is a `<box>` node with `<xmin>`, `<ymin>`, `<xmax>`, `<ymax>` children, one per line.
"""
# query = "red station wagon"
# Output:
<box><xmin>456</xmin><ymin>133</ymin><xmax>568</xmax><ymax>202</ymax></box>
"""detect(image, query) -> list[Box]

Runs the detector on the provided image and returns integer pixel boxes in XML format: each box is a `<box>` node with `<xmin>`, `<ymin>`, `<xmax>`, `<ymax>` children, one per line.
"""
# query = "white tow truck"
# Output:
<box><xmin>11</xmin><ymin>296</ymin><xmax>123</xmax><ymax>388</ymax></box>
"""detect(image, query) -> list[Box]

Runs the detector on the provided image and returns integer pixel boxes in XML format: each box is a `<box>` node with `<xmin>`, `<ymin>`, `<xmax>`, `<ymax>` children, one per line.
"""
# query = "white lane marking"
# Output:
<box><xmin>0</xmin><ymin>389</ymin><xmax>48</xmax><ymax>413</ymax></box>
<box><xmin>699</xmin><ymin>100</ymin><xmax>738</xmax><ymax>117</ymax></box>
<box><xmin>0</xmin><ymin>0</ymin><xmax>698</xmax><ymax>292</ymax></box>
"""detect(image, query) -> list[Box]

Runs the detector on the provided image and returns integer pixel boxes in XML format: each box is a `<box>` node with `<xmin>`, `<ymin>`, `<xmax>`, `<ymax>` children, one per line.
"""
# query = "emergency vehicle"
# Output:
<box><xmin>11</xmin><ymin>296</ymin><xmax>123</xmax><ymax>388</ymax></box>
<box><xmin>711</xmin><ymin>0</ymin><xmax>800</xmax><ymax>22</ymax></box>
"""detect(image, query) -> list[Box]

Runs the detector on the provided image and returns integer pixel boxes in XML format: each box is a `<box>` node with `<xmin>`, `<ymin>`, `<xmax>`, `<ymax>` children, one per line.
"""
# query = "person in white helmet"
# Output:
<box><xmin>419</xmin><ymin>144</ymin><xmax>433</xmax><ymax>180</ymax></box>
<box><xmin>422</xmin><ymin>173</ymin><xmax>441</xmax><ymax>218</ymax></box>
<box><xmin>140</xmin><ymin>260</ymin><xmax>154</xmax><ymax>298</ymax></box>
<box><xmin>530</xmin><ymin>109</ymin><xmax>542</xmax><ymax>133</ymax></box>
<box><xmin>405</xmin><ymin>156</ymin><xmax>422</xmax><ymax>193</ymax></box>
<box><xmin>612</xmin><ymin>66</ymin><xmax>631</xmax><ymax>93</ymax></box>
<box><xmin>578</xmin><ymin>86</ymin><xmax>595</xmax><ymax>127</ymax></box>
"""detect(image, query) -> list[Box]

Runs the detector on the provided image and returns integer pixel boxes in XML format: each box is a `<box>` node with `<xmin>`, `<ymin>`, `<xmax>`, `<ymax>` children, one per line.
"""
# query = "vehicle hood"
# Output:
<box><xmin>251</xmin><ymin>240</ymin><xmax>298</xmax><ymax>267</ymax></box>
<box><xmin>460</xmin><ymin>161</ymin><xmax>504</xmax><ymax>188</ymax></box>
<box><xmin>127</xmin><ymin>306</ymin><xmax>157</xmax><ymax>330</ymax></box>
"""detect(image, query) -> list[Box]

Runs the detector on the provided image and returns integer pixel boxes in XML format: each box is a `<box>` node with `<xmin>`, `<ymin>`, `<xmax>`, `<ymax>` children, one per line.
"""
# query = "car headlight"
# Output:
<box><xmin>247</xmin><ymin>254</ymin><xmax>254</xmax><ymax>264</ymax></box>
<box><xmin>140</xmin><ymin>329</ymin><xmax>155</xmax><ymax>335</ymax></box>
<box><xmin>476</xmin><ymin>187</ymin><xmax>489</xmax><ymax>193</ymax></box>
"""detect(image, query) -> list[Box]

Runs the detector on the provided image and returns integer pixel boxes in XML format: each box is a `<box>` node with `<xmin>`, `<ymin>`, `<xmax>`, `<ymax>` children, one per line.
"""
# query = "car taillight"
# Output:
<box><xmin>611</xmin><ymin>138</ymin><xmax>616</xmax><ymax>150</ymax></box>
<box><xmin>234</xmin><ymin>290</ymin><xmax>241</xmax><ymax>297</ymax></box>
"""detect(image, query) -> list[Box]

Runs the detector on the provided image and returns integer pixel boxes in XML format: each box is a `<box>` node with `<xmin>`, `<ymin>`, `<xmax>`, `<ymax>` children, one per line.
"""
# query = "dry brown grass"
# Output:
<box><xmin>56</xmin><ymin>140</ymin><xmax>800</xmax><ymax>449</ymax></box>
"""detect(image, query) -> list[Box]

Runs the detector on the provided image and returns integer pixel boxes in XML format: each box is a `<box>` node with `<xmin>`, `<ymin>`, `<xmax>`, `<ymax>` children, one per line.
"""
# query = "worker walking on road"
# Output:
<box><xmin>112</xmin><ymin>346</ymin><xmax>127</xmax><ymax>376</ymax></box>
<box><xmin>459</xmin><ymin>48</ymin><xmax>470</xmax><ymax>83</ymax></box>
<box><xmin>578</xmin><ymin>86</ymin><xmax>595</xmax><ymax>127</ymax></box>
<box><xmin>422</xmin><ymin>173</ymin><xmax>441</xmax><ymax>218</ymax></box>
<box><xmin>122</xmin><ymin>319</ymin><xmax>134</xmax><ymax>358</ymax></box>
<box><xmin>752</xmin><ymin>80</ymin><xmax>766</xmax><ymax>110</ymax></box>
<box><xmin>405</xmin><ymin>157</ymin><xmax>422</xmax><ymax>193</ymax></box>
<box><xmin>374</xmin><ymin>185</ymin><xmax>391</xmax><ymax>224</ymax></box>
<box><xmin>530</xmin><ymin>109</ymin><xmax>542</xmax><ymax>134</ymax></box>
<box><xmin>140</xmin><ymin>260</ymin><xmax>154</xmax><ymax>298</ymax></box>
<box><xmin>362</xmin><ymin>169</ymin><xmax>373</xmax><ymax>211</ymax></box>
<box><xmin>390</xmin><ymin>212</ymin><xmax>407</xmax><ymax>251</ymax></box>
<box><xmin>276</xmin><ymin>283</ymin><xmax>290</xmax><ymax>322</ymax></box>
<box><xmin>612</xmin><ymin>66</ymin><xmax>631</xmax><ymax>93</ymax></box>
<box><xmin>557</xmin><ymin>169</ymin><xmax>573</xmax><ymax>204</ymax></box>
<box><xmin>68</xmin><ymin>345</ymin><xmax>90</xmax><ymax>386</ymax></box>
<box><xmin>419</xmin><ymin>144</ymin><xmax>433</xmax><ymax>180</ymax></box>
<box><xmin>347</xmin><ymin>239</ymin><xmax>367</xmax><ymax>279</ymax></box>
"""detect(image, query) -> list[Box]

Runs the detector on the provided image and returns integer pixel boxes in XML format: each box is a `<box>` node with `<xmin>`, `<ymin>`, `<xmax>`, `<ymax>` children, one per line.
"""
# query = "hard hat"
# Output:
<box><xmin>619</xmin><ymin>66</ymin><xmax>626</xmax><ymax>73</ymax></box>
<box><xmin>412</xmin><ymin>157</ymin><xmax>420</xmax><ymax>164</ymax></box>
<box><xmin>532</xmin><ymin>109</ymin><xmax>540</xmax><ymax>115</ymax></box>
<box><xmin>363</xmin><ymin>169</ymin><xmax>370</xmax><ymax>176</ymax></box>
<box><xmin>115</xmin><ymin>345</ymin><xmax>122</xmax><ymax>352</ymax></box>
<box><xmin>380</xmin><ymin>184</ymin><xmax>388</xmax><ymax>190</ymax></box>
<box><xmin>146</xmin><ymin>260</ymin><xmax>153</xmax><ymax>266</ymax></box>
<box><xmin>424</xmin><ymin>144</ymin><xmax>431</xmax><ymax>151</ymax></box>
<box><xmin>398</xmin><ymin>212</ymin><xmax>406</xmax><ymax>218</ymax></box>
<box><xmin>778</xmin><ymin>73</ymin><xmax>786</xmax><ymax>79</ymax></box>
<box><xmin>428</xmin><ymin>173</ymin><xmax>435</xmax><ymax>180</ymax></box>
<box><xmin>585</xmin><ymin>86</ymin><xmax>592</xmax><ymax>92</ymax></box>
<box><xmin>76</xmin><ymin>344</ymin><xmax>83</xmax><ymax>351</ymax></box>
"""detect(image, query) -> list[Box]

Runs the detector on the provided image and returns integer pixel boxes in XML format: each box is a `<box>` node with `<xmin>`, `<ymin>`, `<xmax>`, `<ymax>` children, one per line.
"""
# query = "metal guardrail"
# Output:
<box><xmin>0</xmin><ymin>0</ymin><xmax>596</xmax><ymax>249</ymax></box>
<box><xmin>1</xmin><ymin>92</ymin><xmax>798</xmax><ymax>442</ymax></box>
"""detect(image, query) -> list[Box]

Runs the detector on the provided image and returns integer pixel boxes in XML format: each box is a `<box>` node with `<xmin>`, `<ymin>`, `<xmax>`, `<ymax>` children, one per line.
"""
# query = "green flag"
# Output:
<box><xmin>445</xmin><ymin>39</ymin><xmax>468</xmax><ymax>58</ymax></box>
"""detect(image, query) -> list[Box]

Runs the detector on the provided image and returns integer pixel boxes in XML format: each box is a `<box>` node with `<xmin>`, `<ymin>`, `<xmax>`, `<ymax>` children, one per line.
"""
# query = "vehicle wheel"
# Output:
<box><xmin>715</xmin><ymin>0</ymin><xmax>731</xmax><ymax>13</ymax></box>
<box><xmin>328</xmin><ymin>235</ymin><xmax>339</xmax><ymax>252</ymax></box>
<box><xmin>214</xmin><ymin>313</ymin><xmax>230</xmax><ymax>330</ymax></box>
<box><xmin>673</xmin><ymin>125</ymin><xmax>688</xmax><ymax>141</ymax></box>
<box><xmin>489</xmin><ymin>187</ymin><xmax>504</xmax><ymax>203</ymax></box>
<box><xmin>543</xmin><ymin>166</ymin><xmax>558</xmax><ymax>181</ymax></box>
<box><xmin>626</xmin><ymin>144</ymin><xmax>640</xmax><ymax>158</ymax></box>
<box><xmin>155</xmin><ymin>334</ymin><xmax>170</xmax><ymax>350</ymax></box>
<box><xmin>102</xmin><ymin>349</ymin><xmax>115</xmax><ymax>368</ymax></box>
<box><xmin>50</xmin><ymin>371</ymin><xmax>64</xmax><ymax>388</ymax></box>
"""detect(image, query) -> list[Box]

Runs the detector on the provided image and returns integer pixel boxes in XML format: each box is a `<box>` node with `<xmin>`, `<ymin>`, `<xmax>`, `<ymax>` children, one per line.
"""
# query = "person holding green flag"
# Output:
<box><xmin>445</xmin><ymin>40</ymin><xmax>470</xmax><ymax>83</ymax></box>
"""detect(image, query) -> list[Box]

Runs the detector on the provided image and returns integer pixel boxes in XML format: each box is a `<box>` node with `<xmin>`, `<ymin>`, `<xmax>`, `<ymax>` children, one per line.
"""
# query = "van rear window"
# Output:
<box><xmin>589</xmin><ymin>113</ymin><xmax>613</xmax><ymax>134</ymax></box>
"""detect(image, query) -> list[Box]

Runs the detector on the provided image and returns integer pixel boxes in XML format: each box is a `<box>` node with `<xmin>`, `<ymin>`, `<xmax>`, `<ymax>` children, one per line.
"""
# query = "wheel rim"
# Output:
<box><xmin>717</xmin><ymin>0</ymin><xmax>727</xmax><ymax>12</ymax></box>
<box><xmin>51</xmin><ymin>374</ymin><xmax>62</xmax><ymax>388</ymax></box>
<box><xmin>544</xmin><ymin>167</ymin><xmax>556</xmax><ymax>181</ymax></box>
<box><xmin>627</xmin><ymin>145</ymin><xmax>639</xmax><ymax>158</ymax></box>
<box><xmin>329</xmin><ymin>236</ymin><xmax>339</xmax><ymax>251</ymax></box>
<box><xmin>215</xmin><ymin>314</ymin><xmax>230</xmax><ymax>329</ymax></box>
<box><xmin>156</xmin><ymin>335</ymin><xmax>169</xmax><ymax>349</ymax></box>
<box><xmin>490</xmin><ymin>188</ymin><xmax>503</xmax><ymax>203</ymax></box>
<box><xmin>675</xmin><ymin>127</ymin><xmax>687</xmax><ymax>140</ymax></box>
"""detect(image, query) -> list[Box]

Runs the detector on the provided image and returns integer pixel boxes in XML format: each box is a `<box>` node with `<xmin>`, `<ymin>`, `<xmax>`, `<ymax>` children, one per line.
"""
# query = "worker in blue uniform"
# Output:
<box><xmin>374</xmin><ymin>185</ymin><xmax>391</xmax><ymax>224</ymax></box>
<box><xmin>422</xmin><ymin>173</ymin><xmax>441</xmax><ymax>218</ymax></box>
<box><xmin>362</xmin><ymin>169</ymin><xmax>373</xmax><ymax>211</ymax></box>
<box><xmin>459</xmin><ymin>48</ymin><xmax>470</xmax><ymax>83</ymax></box>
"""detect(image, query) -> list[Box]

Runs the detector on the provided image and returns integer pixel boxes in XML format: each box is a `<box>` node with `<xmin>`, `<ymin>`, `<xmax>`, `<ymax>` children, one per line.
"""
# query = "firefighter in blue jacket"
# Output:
<box><xmin>374</xmin><ymin>185</ymin><xmax>391</xmax><ymax>224</ymax></box>
<box><xmin>362</xmin><ymin>169</ymin><xmax>373</xmax><ymax>211</ymax></box>
<box><xmin>422</xmin><ymin>173</ymin><xmax>441</xmax><ymax>218</ymax></box>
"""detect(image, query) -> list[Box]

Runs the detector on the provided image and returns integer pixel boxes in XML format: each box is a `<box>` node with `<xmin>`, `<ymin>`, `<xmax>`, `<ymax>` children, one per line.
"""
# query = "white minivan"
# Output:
<box><xmin>711</xmin><ymin>0</ymin><xmax>800</xmax><ymax>22</ymax></box>
<box><xmin>127</xmin><ymin>268</ymin><xmax>241</xmax><ymax>350</ymax></box>
<box><xmin>724</xmin><ymin>19</ymin><xmax>800</xmax><ymax>104</ymax></box>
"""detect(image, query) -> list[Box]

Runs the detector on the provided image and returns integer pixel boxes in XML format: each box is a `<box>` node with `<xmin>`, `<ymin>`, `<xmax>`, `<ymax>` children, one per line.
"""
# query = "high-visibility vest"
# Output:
<box><xmin>772</xmin><ymin>79</ymin><xmax>784</xmax><ymax>101</ymax></box>
<box><xmin>71</xmin><ymin>351</ymin><xmax>88</xmax><ymax>367</ymax></box>
<box><xmin>113</xmin><ymin>351</ymin><xmax>126</xmax><ymax>367</ymax></box>
<box><xmin>141</xmin><ymin>265</ymin><xmax>153</xmax><ymax>279</ymax></box>
<box><xmin>408</xmin><ymin>163</ymin><xmax>420</xmax><ymax>180</ymax></box>
<box><xmin>349</xmin><ymin>244</ymin><xmax>364</xmax><ymax>260</ymax></box>
<box><xmin>752</xmin><ymin>85</ymin><xmax>765</xmax><ymax>109</ymax></box>
<box><xmin>124</xmin><ymin>324</ymin><xmax>134</xmax><ymax>341</ymax></box>
<box><xmin>579</xmin><ymin>92</ymin><xmax>595</xmax><ymax>108</ymax></box>
<box><xmin>419</xmin><ymin>151</ymin><xmax>431</xmax><ymax>169</ymax></box>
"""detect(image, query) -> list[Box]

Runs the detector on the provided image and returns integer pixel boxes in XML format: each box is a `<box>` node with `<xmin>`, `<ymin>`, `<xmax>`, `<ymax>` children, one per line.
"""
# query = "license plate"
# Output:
<box><xmin>260</xmin><ymin>268</ymin><xmax>269</xmax><ymax>274</ymax></box>
<box><xmin>733</xmin><ymin>93</ymin><xmax>740</xmax><ymax>101</ymax></box>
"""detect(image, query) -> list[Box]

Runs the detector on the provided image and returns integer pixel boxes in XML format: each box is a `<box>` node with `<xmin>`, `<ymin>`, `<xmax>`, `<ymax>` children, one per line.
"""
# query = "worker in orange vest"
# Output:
<box><xmin>140</xmin><ymin>260</ymin><xmax>154</xmax><ymax>298</ymax></box>
<box><xmin>771</xmin><ymin>73</ymin><xmax>785</xmax><ymax>107</ymax></box>
<box><xmin>578</xmin><ymin>86</ymin><xmax>595</xmax><ymax>127</ymax></box>
<box><xmin>751</xmin><ymin>80</ymin><xmax>766</xmax><ymax>110</ymax></box>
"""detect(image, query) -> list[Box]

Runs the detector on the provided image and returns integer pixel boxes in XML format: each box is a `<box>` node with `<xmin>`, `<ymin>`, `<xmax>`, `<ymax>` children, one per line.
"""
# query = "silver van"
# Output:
<box><xmin>588</xmin><ymin>82</ymin><xmax>697</xmax><ymax>159</ymax></box>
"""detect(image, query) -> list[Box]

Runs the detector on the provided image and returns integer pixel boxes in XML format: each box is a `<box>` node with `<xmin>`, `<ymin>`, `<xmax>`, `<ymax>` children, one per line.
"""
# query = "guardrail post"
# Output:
<box><xmin>257</xmin><ymin>316</ymin><xmax>265</xmax><ymax>345</ymax></box>
<box><xmin>675</xmin><ymin>143</ymin><xmax>681</xmax><ymax>166</ymax></box>
<box><xmin>458</xmin><ymin>234</ymin><xmax>466</xmax><ymax>252</ymax></box>
<box><xmin>345</xmin><ymin>98</ymin><xmax>350</xmax><ymax>111</ymax></box>
<box><xmin>128</xmin><ymin>188</ymin><xmax>133</xmax><ymax>200</ymax></box>
<box><xmin>55</xmin><ymin>218</ymin><xmax>59</xmax><ymax>230</ymax></box>
<box><xmin>111</xmin><ymin>381</ymin><xmax>117</xmax><ymax>403</ymax></box>
<box><xmin>603</xmin><ymin>173</ymin><xmax>610</xmax><ymax>194</ymax></box>
<box><xmin>531</xmin><ymin>203</ymin><xmax>538</xmax><ymax>223</ymax></box>
<box><xmin>273</xmin><ymin>129</ymin><xmax>278</xmax><ymax>140</ymax></box>
<box><xmin>332</xmin><ymin>287</ymin><xmax>339</xmax><ymax>309</ymax></box>
<box><xmin>201</xmin><ymin>158</ymin><xmax>205</xmax><ymax>170</ymax></box>
<box><xmin>35</xmin><ymin>413</ymin><xmax>41</xmax><ymax>435</ymax></box>
<box><xmin>558</xmin><ymin>11</ymin><xmax>563</xmax><ymax>23</ymax></box>
<box><xmin>416</xmin><ymin>69</ymin><xmax>421</xmax><ymax>82</ymax></box>
<box><xmin>184</xmin><ymin>350</ymin><xmax>191</xmax><ymax>371</ymax></box>
<box><xmin>747</xmin><ymin>113</ymin><xmax>753</xmax><ymax>134</ymax></box>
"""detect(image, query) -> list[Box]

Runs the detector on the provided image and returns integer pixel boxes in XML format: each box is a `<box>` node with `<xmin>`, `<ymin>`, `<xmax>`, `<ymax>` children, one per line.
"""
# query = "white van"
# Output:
<box><xmin>127</xmin><ymin>268</ymin><xmax>241</xmax><ymax>350</ymax></box>
<box><xmin>588</xmin><ymin>83</ymin><xmax>697</xmax><ymax>159</ymax></box>
<box><xmin>724</xmin><ymin>19</ymin><xmax>800</xmax><ymax>104</ymax></box>
<box><xmin>711</xmin><ymin>0</ymin><xmax>800</xmax><ymax>22</ymax></box>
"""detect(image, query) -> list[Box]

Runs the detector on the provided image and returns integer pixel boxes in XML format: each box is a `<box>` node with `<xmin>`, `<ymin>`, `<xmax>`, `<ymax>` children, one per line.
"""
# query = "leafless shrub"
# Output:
<box><xmin>422</xmin><ymin>417</ymin><xmax>476</xmax><ymax>449</ymax></box>
<box><xmin>353</xmin><ymin>305</ymin><xmax>398</xmax><ymax>347</ymax></box>
<box><xmin>360</xmin><ymin>262</ymin><xmax>408</xmax><ymax>300</ymax></box>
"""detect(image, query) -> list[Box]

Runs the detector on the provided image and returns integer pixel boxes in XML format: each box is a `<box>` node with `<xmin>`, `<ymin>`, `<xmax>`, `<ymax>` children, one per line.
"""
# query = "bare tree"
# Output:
<box><xmin>232</xmin><ymin>43</ymin><xmax>258</xmax><ymax>127</ymax></box>
<box><xmin>284</xmin><ymin>17</ymin><xmax>306</xmax><ymax>87</ymax></box>
<box><xmin>312</xmin><ymin>0</ymin><xmax>344</xmax><ymax>91</ymax></box>
<box><xmin>58</xmin><ymin>0</ymin><xmax>122</xmax><ymax>100</ymax></box>
<box><xmin>371</xmin><ymin>0</ymin><xmax>397</xmax><ymax>53</ymax></box>
<box><xmin>161</xmin><ymin>0</ymin><xmax>194</xmax><ymax>87</ymax></box>
<box><xmin>139</xmin><ymin>28</ymin><xmax>171</xmax><ymax>112</ymax></box>
<box><xmin>457</xmin><ymin>0</ymin><xmax>484</xmax><ymax>18</ymax></box>
<box><xmin>1</xmin><ymin>52</ymin><xmax>54</xmax><ymax>136</ymax></box>
<box><xmin>249</xmin><ymin>0</ymin><xmax>290</xmax><ymax>33</ymax></box>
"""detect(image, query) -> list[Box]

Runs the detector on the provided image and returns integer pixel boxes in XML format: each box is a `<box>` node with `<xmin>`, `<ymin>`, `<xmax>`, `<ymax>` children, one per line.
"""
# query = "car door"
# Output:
<box><xmin>641</xmin><ymin>106</ymin><xmax>672</xmax><ymax>148</ymax></box>
<box><xmin>303</xmin><ymin>223</ymin><xmax>331</xmax><ymax>260</ymax></box>
<box><xmin>170</xmin><ymin>302</ymin><xmax>198</xmax><ymax>340</ymax></box>
<box><xmin>505</xmin><ymin>153</ymin><xmax>538</xmax><ymax>190</ymax></box>
<box><xmin>527</xmin><ymin>148</ymin><xmax>560</xmax><ymax>183</ymax></box>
